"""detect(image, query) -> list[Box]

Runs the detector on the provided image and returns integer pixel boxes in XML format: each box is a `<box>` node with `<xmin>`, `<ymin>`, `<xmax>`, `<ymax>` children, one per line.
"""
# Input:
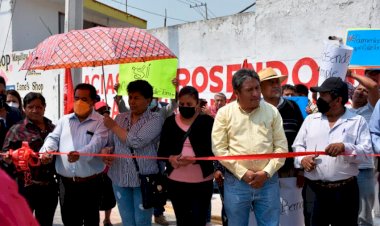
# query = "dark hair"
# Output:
<box><xmin>95</xmin><ymin>94</ymin><xmax>101</xmax><ymax>103</ymax></box>
<box><xmin>0</xmin><ymin>76</ymin><xmax>5</xmax><ymax>86</ymax></box>
<box><xmin>74</xmin><ymin>83</ymin><xmax>97</xmax><ymax>100</ymax></box>
<box><xmin>7</xmin><ymin>90</ymin><xmax>23</xmax><ymax>111</ymax></box>
<box><xmin>127</xmin><ymin>80</ymin><xmax>153</xmax><ymax>99</ymax></box>
<box><xmin>178</xmin><ymin>86</ymin><xmax>199</xmax><ymax>102</ymax></box>
<box><xmin>232</xmin><ymin>69</ymin><xmax>260</xmax><ymax>92</ymax></box>
<box><xmin>281</xmin><ymin>84</ymin><xmax>295</xmax><ymax>93</ymax></box>
<box><xmin>294</xmin><ymin>84</ymin><xmax>309</xmax><ymax>96</ymax></box>
<box><xmin>23</xmin><ymin>92</ymin><xmax>46</xmax><ymax>108</ymax></box>
<box><xmin>330</xmin><ymin>85</ymin><xmax>348</xmax><ymax>107</ymax></box>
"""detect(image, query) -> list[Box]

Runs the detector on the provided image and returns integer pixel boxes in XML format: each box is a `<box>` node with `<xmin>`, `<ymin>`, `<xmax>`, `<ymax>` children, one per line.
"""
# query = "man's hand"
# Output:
<box><xmin>67</xmin><ymin>151</ymin><xmax>80</xmax><ymax>163</ymax></box>
<box><xmin>214</xmin><ymin>170</ymin><xmax>224</xmax><ymax>187</ymax></box>
<box><xmin>171</xmin><ymin>78</ymin><xmax>178</xmax><ymax>87</ymax></box>
<box><xmin>101</xmin><ymin>147</ymin><xmax>114</xmax><ymax>166</ymax></box>
<box><xmin>248</xmin><ymin>171</ymin><xmax>269</xmax><ymax>189</ymax></box>
<box><xmin>301</xmin><ymin>156</ymin><xmax>318</xmax><ymax>172</ymax></box>
<box><xmin>40</xmin><ymin>152</ymin><xmax>53</xmax><ymax>164</ymax></box>
<box><xmin>325</xmin><ymin>143</ymin><xmax>345</xmax><ymax>157</ymax></box>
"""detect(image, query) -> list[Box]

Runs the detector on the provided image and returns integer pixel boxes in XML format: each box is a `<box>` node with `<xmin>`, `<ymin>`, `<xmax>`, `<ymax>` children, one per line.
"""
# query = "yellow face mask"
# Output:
<box><xmin>74</xmin><ymin>100</ymin><xmax>91</xmax><ymax>117</ymax></box>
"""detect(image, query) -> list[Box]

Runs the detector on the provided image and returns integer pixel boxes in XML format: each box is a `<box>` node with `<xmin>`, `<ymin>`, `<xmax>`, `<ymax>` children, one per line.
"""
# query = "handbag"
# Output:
<box><xmin>130</xmin><ymin>148</ymin><xmax>167</xmax><ymax>209</ymax></box>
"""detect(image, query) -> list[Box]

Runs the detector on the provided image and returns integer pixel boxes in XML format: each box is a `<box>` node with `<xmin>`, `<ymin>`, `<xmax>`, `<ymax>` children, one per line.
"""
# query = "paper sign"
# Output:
<box><xmin>118</xmin><ymin>58</ymin><xmax>178</xmax><ymax>98</ymax></box>
<box><xmin>346</xmin><ymin>29</ymin><xmax>380</xmax><ymax>67</ymax></box>
<box><xmin>285</xmin><ymin>96</ymin><xmax>309</xmax><ymax>119</ymax></box>
<box><xmin>318</xmin><ymin>42</ymin><xmax>353</xmax><ymax>86</ymax></box>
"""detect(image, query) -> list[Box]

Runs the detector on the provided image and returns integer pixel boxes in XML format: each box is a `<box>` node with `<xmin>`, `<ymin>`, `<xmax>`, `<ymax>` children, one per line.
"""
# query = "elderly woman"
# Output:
<box><xmin>2</xmin><ymin>92</ymin><xmax>57</xmax><ymax>226</ymax></box>
<box><xmin>102</xmin><ymin>80</ymin><xmax>163</xmax><ymax>226</ymax></box>
<box><xmin>158</xmin><ymin>86</ymin><xmax>214</xmax><ymax>226</ymax></box>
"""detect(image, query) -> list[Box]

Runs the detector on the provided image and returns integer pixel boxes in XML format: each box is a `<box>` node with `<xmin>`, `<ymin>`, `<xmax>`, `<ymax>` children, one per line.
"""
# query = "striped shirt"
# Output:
<box><xmin>107</xmin><ymin>109</ymin><xmax>163</xmax><ymax>187</ymax></box>
<box><xmin>40</xmin><ymin>110</ymin><xmax>108</xmax><ymax>178</ymax></box>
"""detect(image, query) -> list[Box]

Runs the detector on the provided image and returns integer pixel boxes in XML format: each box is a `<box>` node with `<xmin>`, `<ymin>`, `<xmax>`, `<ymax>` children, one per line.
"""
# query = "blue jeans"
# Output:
<box><xmin>357</xmin><ymin>168</ymin><xmax>375</xmax><ymax>226</ymax></box>
<box><xmin>112</xmin><ymin>185</ymin><xmax>153</xmax><ymax>226</ymax></box>
<box><xmin>224</xmin><ymin>172</ymin><xmax>280</xmax><ymax>226</ymax></box>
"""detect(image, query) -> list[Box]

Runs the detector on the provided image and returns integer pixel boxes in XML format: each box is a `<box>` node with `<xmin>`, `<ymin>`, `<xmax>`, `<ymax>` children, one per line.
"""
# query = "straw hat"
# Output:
<box><xmin>258</xmin><ymin>67</ymin><xmax>287</xmax><ymax>83</ymax></box>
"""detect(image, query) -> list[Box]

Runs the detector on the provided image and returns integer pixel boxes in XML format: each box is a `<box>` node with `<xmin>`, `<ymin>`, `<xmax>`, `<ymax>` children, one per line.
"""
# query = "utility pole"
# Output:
<box><xmin>164</xmin><ymin>8</ymin><xmax>167</xmax><ymax>27</ymax></box>
<box><xmin>64</xmin><ymin>0</ymin><xmax>83</xmax><ymax>87</ymax></box>
<box><xmin>190</xmin><ymin>3</ymin><xmax>208</xmax><ymax>20</ymax></box>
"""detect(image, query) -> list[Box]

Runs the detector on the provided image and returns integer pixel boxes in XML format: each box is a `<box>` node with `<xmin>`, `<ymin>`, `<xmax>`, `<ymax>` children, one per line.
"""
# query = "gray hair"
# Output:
<box><xmin>232</xmin><ymin>69</ymin><xmax>260</xmax><ymax>92</ymax></box>
<box><xmin>214</xmin><ymin>92</ymin><xmax>226</xmax><ymax>100</ymax></box>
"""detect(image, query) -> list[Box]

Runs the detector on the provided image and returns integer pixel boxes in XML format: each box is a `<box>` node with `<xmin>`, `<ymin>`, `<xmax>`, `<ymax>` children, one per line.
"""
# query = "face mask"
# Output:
<box><xmin>149</xmin><ymin>99</ymin><xmax>158</xmax><ymax>110</ymax></box>
<box><xmin>74</xmin><ymin>100</ymin><xmax>91</xmax><ymax>117</ymax></box>
<box><xmin>7</xmin><ymin>102</ymin><xmax>19</xmax><ymax>109</ymax></box>
<box><xmin>179</xmin><ymin>106</ymin><xmax>196</xmax><ymax>119</ymax></box>
<box><xmin>316</xmin><ymin>97</ymin><xmax>331</xmax><ymax>114</ymax></box>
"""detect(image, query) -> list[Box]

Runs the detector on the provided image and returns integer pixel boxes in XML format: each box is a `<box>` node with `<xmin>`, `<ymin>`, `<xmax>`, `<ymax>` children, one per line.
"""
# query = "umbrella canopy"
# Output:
<box><xmin>21</xmin><ymin>27</ymin><xmax>176</xmax><ymax>70</ymax></box>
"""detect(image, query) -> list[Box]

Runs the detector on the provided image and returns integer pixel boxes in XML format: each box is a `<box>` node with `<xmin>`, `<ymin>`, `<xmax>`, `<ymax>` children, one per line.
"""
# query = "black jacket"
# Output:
<box><xmin>158</xmin><ymin>114</ymin><xmax>214</xmax><ymax>178</ymax></box>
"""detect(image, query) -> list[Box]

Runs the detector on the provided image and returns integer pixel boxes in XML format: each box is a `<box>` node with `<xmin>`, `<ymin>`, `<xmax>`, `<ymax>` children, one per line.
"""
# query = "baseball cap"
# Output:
<box><xmin>310</xmin><ymin>77</ymin><xmax>348</xmax><ymax>97</ymax></box>
<box><xmin>94</xmin><ymin>101</ymin><xmax>108</xmax><ymax>111</ymax></box>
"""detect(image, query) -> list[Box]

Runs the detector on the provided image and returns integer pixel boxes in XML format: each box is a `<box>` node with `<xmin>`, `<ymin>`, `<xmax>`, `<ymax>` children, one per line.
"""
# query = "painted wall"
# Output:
<box><xmin>2</xmin><ymin>0</ymin><xmax>380</xmax><ymax>122</ymax></box>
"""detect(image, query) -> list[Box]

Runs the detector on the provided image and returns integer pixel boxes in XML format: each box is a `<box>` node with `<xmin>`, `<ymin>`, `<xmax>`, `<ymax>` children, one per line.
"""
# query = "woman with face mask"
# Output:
<box><xmin>158</xmin><ymin>86</ymin><xmax>215</xmax><ymax>226</ymax></box>
<box><xmin>6</xmin><ymin>90</ymin><xmax>25</xmax><ymax>118</ymax></box>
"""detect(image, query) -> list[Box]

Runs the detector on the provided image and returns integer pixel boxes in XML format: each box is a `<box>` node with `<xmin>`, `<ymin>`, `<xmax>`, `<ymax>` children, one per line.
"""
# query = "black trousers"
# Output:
<box><xmin>59</xmin><ymin>175</ymin><xmax>102</xmax><ymax>226</ymax></box>
<box><xmin>308</xmin><ymin>177</ymin><xmax>359</xmax><ymax>226</ymax></box>
<box><xmin>19</xmin><ymin>182</ymin><xmax>59</xmax><ymax>226</ymax></box>
<box><xmin>168</xmin><ymin>179</ymin><xmax>213</xmax><ymax>226</ymax></box>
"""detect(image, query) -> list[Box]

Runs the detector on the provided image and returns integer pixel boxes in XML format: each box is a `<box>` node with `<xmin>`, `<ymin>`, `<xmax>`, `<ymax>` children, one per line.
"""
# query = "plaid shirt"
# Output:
<box><xmin>2</xmin><ymin>117</ymin><xmax>56</xmax><ymax>184</ymax></box>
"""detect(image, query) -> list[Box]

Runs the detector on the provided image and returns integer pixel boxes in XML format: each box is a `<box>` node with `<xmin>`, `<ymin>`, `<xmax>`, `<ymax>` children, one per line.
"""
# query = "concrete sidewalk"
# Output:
<box><xmin>53</xmin><ymin>194</ymin><xmax>223</xmax><ymax>226</ymax></box>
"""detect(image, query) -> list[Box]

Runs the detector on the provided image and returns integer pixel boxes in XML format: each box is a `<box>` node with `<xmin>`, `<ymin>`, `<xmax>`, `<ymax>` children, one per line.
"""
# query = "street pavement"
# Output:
<box><xmin>53</xmin><ymin>194</ymin><xmax>223</xmax><ymax>226</ymax></box>
<box><xmin>52</xmin><ymin>193</ymin><xmax>380</xmax><ymax>226</ymax></box>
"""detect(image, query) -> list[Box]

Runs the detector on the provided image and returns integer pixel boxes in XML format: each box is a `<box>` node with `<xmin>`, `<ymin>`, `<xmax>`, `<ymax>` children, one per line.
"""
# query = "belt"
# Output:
<box><xmin>309</xmin><ymin>176</ymin><xmax>356</xmax><ymax>189</ymax></box>
<box><xmin>61</xmin><ymin>174</ymin><xmax>99</xmax><ymax>183</ymax></box>
<box><xmin>31</xmin><ymin>180</ymin><xmax>52</xmax><ymax>186</ymax></box>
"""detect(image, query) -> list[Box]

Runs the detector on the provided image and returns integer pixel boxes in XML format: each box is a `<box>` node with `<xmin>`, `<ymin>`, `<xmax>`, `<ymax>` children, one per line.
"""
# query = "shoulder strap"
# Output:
<box><xmin>130</xmin><ymin>148</ymin><xmax>140</xmax><ymax>174</ymax></box>
<box><xmin>181</xmin><ymin>115</ymin><xmax>200</xmax><ymax>143</ymax></box>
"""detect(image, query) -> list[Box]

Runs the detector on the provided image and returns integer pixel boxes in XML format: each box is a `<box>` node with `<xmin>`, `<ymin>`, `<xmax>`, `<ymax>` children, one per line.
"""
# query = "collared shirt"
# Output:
<box><xmin>212</xmin><ymin>100</ymin><xmax>288</xmax><ymax>179</ymax></box>
<box><xmin>349</xmin><ymin>102</ymin><xmax>374</xmax><ymax>124</ymax></box>
<box><xmin>107</xmin><ymin>109</ymin><xmax>163</xmax><ymax>187</ymax></box>
<box><xmin>293</xmin><ymin>110</ymin><xmax>373</xmax><ymax>182</ymax></box>
<box><xmin>369</xmin><ymin>100</ymin><xmax>380</xmax><ymax>154</ymax></box>
<box><xmin>348</xmin><ymin>102</ymin><xmax>375</xmax><ymax>169</ymax></box>
<box><xmin>40</xmin><ymin>110</ymin><xmax>108</xmax><ymax>178</ymax></box>
<box><xmin>3</xmin><ymin>117</ymin><xmax>55</xmax><ymax>182</ymax></box>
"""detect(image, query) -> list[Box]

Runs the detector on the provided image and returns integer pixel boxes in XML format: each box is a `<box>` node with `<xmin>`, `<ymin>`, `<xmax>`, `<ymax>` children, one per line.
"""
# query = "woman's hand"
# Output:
<box><xmin>103</xmin><ymin>115</ymin><xmax>117</xmax><ymax>129</ymax></box>
<box><xmin>169</xmin><ymin>155</ymin><xmax>181</xmax><ymax>169</ymax></box>
<box><xmin>177</xmin><ymin>156</ymin><xmax>195</xmax><ymax>167</ymax></box>
<box><xmin>101</xmin><ymin>147</ymin><xmax>114</xmax><ymax>166</ymax></box>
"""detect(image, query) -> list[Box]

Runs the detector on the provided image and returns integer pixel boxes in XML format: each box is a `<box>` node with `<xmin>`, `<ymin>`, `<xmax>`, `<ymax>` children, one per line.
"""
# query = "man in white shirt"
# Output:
<box><xmin>293</xmin><ymin>77</ymin><xmax>372</xmax><ymax>226</ymax></box>
<box><xmin>347</xmin><ymin>70</ymin><xmax>379</xmax><ymax>226</ymax></box>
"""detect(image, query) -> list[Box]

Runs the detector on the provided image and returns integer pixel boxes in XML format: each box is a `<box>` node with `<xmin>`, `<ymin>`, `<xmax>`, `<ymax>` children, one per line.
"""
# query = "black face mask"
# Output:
<box><xmin>179</xmin><ymin>106</ymin><xmax>196</xmax><ymax>119</ymax></box>
<box><xmin>316</xmin><ymin>97</ymin><xmax>331</xmax><ymax>114</ymax></box>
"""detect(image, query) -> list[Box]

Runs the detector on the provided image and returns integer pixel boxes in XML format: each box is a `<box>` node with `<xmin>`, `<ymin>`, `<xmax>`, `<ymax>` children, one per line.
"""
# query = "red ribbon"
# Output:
<box><xmin>0</xmin><ymin>150</ymin><xmax>375</xmax><ymax>161</ymax></box>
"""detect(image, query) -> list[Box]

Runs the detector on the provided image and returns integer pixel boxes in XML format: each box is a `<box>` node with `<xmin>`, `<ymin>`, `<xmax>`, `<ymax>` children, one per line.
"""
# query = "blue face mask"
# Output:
<box><xmin>149</xmin><ymin>99</ymin><xmax>158</xmax><ymax>110</ymax></box>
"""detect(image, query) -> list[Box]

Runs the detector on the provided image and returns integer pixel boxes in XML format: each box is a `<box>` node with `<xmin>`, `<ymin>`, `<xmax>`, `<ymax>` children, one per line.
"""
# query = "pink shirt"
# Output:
<box><xmin>168</xmin><ymin>114</ymin><xmax>213</xmax><ymax>183</ymax></box>
<box><xmin>0</xmin><ymin>169</ymin><xmax>39</xmax><ymax>226</ymax></box>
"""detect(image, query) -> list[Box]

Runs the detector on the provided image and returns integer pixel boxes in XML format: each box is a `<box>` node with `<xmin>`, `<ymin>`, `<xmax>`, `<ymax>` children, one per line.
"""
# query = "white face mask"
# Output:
<box><xmin>7</xmin><ymin>102</ymin><xmax>19</xmax><ymax>109</ymax></box>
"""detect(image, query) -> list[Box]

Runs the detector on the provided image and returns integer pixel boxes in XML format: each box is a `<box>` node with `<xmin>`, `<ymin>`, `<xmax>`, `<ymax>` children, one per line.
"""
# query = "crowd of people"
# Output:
<box><xmin>0</xmin><ymin>67</ymin><xmax>380</xmax><ymax>226</ymax></box>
